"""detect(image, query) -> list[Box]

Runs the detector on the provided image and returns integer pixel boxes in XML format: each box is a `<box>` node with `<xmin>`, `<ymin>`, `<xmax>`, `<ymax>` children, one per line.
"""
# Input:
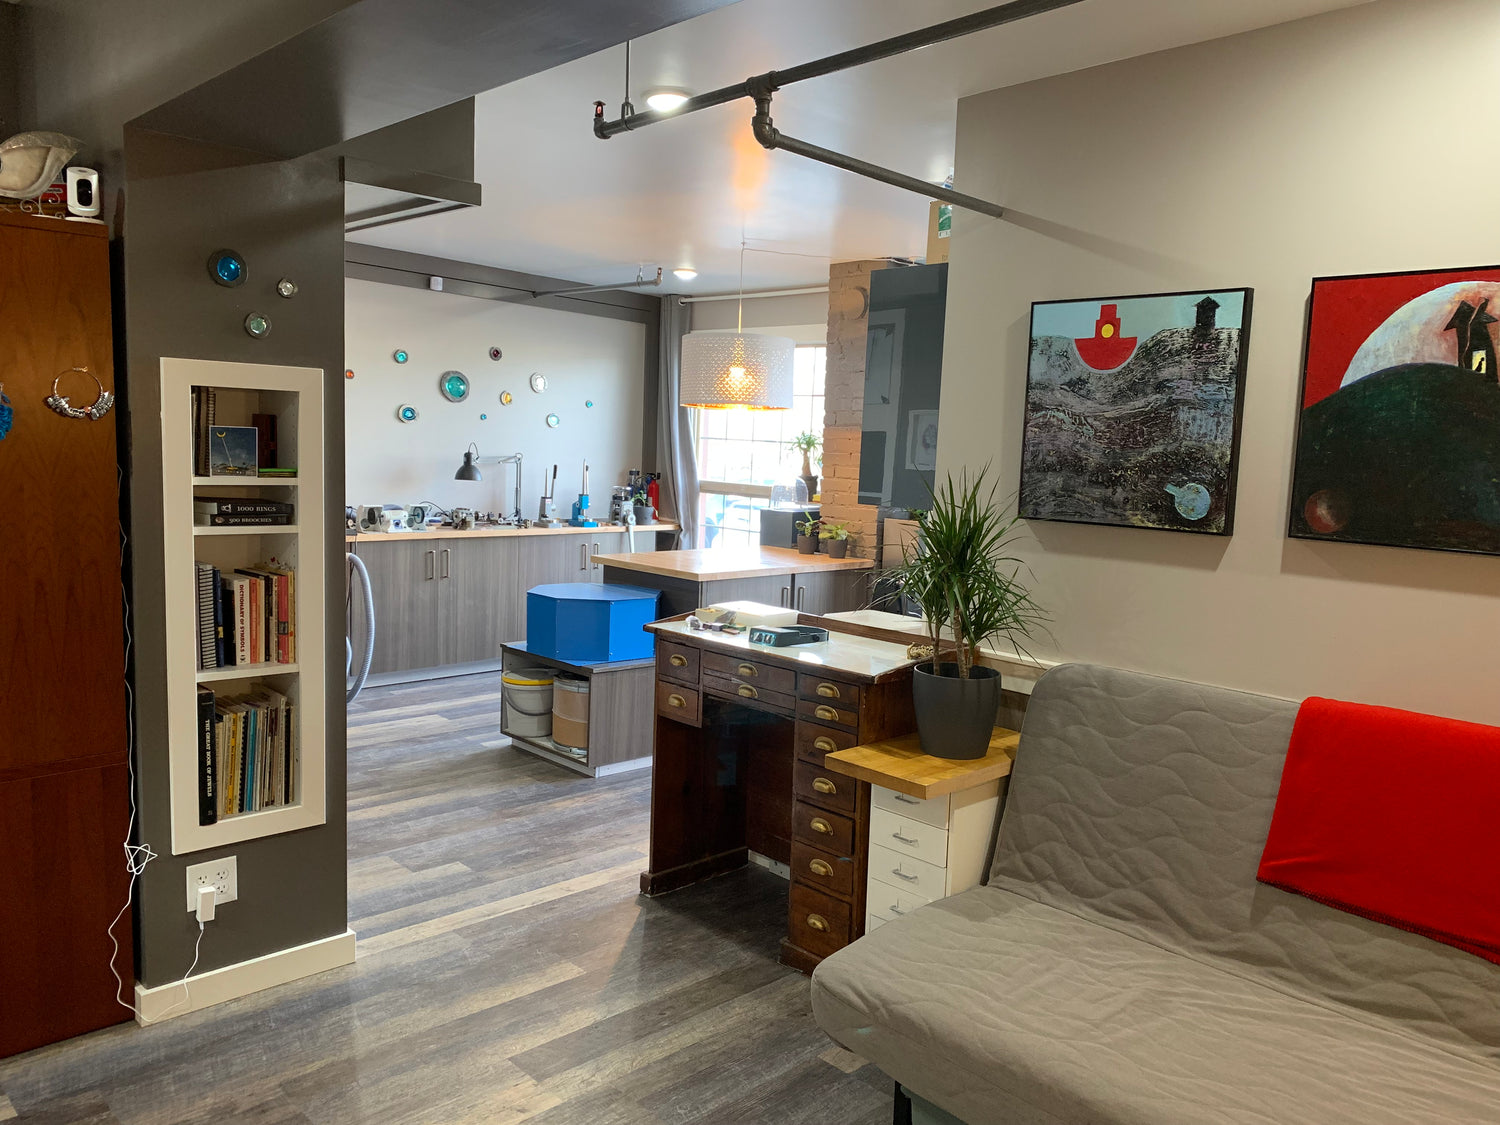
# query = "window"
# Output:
<box><xmin>696</xmin><ymin>344</ymin><xmax>825</xmax><ymax>550</ymax></box>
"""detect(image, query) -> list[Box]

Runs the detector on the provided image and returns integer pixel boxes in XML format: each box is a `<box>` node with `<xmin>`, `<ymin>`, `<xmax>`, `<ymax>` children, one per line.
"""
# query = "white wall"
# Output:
<box><xmin>689</xmin><ymin>289</ymin><xmax>829</xmax><ymax>344</ymax></box>
<box><xmin>345</xmin><ymin>278</ymin><xmax>646</xmax><ymax>516</ymax></box>
<box><xmin>942</xmin><ymin>0</ymin><xmax>1500</xmax><ymax>723</ymax></box>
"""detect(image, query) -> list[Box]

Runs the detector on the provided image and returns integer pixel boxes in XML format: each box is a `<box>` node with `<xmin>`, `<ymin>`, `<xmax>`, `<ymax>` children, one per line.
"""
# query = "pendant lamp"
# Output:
<box><xmin>679</xmin><ymin>242</ymin><xmax>794</xmax><ymax>410</ymax></box>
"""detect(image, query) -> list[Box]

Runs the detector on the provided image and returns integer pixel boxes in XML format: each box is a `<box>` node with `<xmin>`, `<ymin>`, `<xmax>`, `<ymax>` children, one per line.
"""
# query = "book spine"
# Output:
<box><xmin>209</xmin><ymin>513</ymin><xmax>294</xmax><ymax>526</ymax></box>
<box><xmin>197</xmin><ymin>688</ymin><xmax>217</xmax><ymax>826</ymax></box>
<box><xmin>212</xmin><ymin>567</ymin><xmax>226</xmax><ymax>667</ymax></box>
<box><xmin>276</xmin><ymin>573</ymin><xmax>291</xmax><ymax>663</ymax></box>
<box><xmin>234</xmin><ymin>579</ymin><xmax>251</xmax><ymax>665</ymax></box>
<box><xmin>199</xmin><ymin>499</ymin><xmax>295</xmax><ymax>514</ymax></box>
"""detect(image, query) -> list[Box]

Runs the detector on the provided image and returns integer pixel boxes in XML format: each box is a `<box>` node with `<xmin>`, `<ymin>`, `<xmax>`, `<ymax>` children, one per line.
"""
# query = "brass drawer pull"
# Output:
<box><xmin>892</xmin><ymin>830</ymin><xmax>919</xmax><ymax>845</ymax></box>
<box><xmin>891</xmin><ymin>868</ymin><xmax>920</xmax><ymax>883</ymax></box>
<box><xmin>808</xmin><ymin>858</ymin><xmax>834</xmax><ymax>877</ymax></box>
<box><xmin>668</xmin><ymin>694</ymin><xmax>687</xmax><ymax>709</ymax></box>
<box><xmin>737</xmin><ymin>684</ymin><xmax>758</xmax><ymax>699</ymax></box>
<box><xmin>806</xmin><ymin>913</ymin><xmax>830</xmax><ymax>933</ymax></box>
<box><xmin>669</xmin><ymin>654</ymin><xmax>687</xmax><ymax>668</ymax></box>
<box><xmin>814</xmin><ymin>705</ymin><xmax>838</xmax><ymax>721</ymax></box>
<box><xmin>811</xmin><ymin>817</ymin><xmax>834</xmax><ymax>836</ymax></box>
<box><xmin>737</xmin><ymin>662</ymin><xmax>757</xmax><ymax>678</ymax></box>
<box><xmin>812</xmin><ymin>777</ymin><xmax>838</xmax><ymax>795</ymax></box>
<box><xmin>813</xmin><ymin>736</ymin><xmax>837</xmax><ymax>754</ymax></box>
<box><xmin>816</xmin><ymin>682</ymin><xmax>841</xmax><ymax>699</ymax></box>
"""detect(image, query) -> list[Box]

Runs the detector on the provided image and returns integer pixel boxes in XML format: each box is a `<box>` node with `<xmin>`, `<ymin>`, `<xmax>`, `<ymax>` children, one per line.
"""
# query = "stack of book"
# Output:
<box><xmin>195</xmin><ymin>561</ymin><xmax>297</xmax><ymax>669</ymax></box>
<box><xmin>190</xmin><ymin>386</ymin><xmax>217</xmax><ymax>476</ymax></box>
<box><xmin>196</xmin><ymin>686</ymin><xmax>297</xmax><ymax>824</ymax></box>
<box><xmin>194</xmin><ymin>495</ymin><xmax>294</xmax><ymax>526</ymax></box>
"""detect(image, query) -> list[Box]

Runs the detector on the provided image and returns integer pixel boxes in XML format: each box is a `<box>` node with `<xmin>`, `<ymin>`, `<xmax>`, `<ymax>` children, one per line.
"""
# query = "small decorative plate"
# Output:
<box><xmin>438</xmin><ymin>370</ymin><xmax>470</xmax><ymax>402</ymax></box>
<box><xmin>499</xmin><ymin>391</ymin><xmax>513</xmax><ymax>406</ymax></box>
<box><xmin>545</xmin><ymin>412</ymin><xmax>560</xmax><ymax>429</ymax></box>
<box><xmin>489</xmin><ymin>346</ymin><xmax>503</xmax><ymax>361</ymax></box>
<box><xmin>529</xmin><ymin>372</ymin><xmax>547</xmax><ymax>394</ymax></box>
<box><xmin>396</xmin><ymin>404</ymin><xmax>419</xmax><ymax>423</ymax></box>
<box><xmin>393</xmin><ymin>349</ymin><xmax>409</xmax><ymax>364</ymax></box>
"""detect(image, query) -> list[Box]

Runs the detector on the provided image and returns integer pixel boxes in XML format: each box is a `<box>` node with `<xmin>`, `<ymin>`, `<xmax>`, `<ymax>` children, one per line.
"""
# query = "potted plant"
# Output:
<box><xmin>819</xmin><ymin>520</ymin><xmax>851</xmax><ymax>558</ymax></box>
<box><xmin>789</xmin><ymin>432</ymin><xmax>821</xmax><ymax>502</ymax></box>
<box><xmin>796</xmin><ymin>514</ymin><xmax>820</xmax><ymax>555</ymax></box>
<box><xmin>631</xmin><ymin>490</ymin><xmax>655</xmax><ymax>525</ymax></box>
<box><xmin>889</xmin><ymin>466</ymin><xmax>1046</xmax><ymax>760</ymax></box>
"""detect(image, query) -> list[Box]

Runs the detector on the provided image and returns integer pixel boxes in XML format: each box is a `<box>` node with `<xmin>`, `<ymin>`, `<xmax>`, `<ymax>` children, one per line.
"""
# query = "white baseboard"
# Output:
<box><xmin>134</xmin><ymin>928</ymin><xmax>356</xmax><ymax>1025</ymax></box>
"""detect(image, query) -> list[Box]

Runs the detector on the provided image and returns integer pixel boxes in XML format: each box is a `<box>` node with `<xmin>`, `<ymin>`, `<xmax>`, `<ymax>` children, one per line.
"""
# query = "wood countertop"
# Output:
<box><xmin>824</xmin><ymin>729</ymin><xmax>1020</xmax><ymax>799</ymax></box>
<box><xmin>594</xmin><ymin>546</ymin><xmax>874</xmax><ymax>581</ymax></box>
<box><xmin>347</xmin><ymin>522</ymin><xmax>676</xmax><ymax>543</ymax></box>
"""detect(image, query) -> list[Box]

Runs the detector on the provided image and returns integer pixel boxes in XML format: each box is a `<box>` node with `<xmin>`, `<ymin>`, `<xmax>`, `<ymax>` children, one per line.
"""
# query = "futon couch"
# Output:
<box><xmin>811</xmin><ymin>664</ymin><xmax>1500</xmax><ymax>1125</ymax></box>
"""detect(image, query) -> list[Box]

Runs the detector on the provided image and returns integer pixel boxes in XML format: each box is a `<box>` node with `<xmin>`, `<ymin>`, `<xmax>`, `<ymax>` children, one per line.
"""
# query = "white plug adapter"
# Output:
<box><xmin>196</xmin><ymin>883</ymin><xmax>217</xmax><ymax>923</ymax></box>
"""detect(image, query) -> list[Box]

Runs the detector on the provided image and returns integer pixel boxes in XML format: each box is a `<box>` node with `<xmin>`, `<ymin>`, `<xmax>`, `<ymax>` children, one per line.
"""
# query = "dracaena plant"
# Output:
<box><xmin>891</xmin><ymin>465</ymin><xmax>1047</xmax><ymax>679</ymax></box>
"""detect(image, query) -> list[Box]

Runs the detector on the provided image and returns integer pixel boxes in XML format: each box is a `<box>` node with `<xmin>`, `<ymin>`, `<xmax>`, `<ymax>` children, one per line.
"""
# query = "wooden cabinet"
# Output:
<box><xmin>0</xmin><ymin>212</ymin><xmax>132</xmax><ymax>1055</ymax></box>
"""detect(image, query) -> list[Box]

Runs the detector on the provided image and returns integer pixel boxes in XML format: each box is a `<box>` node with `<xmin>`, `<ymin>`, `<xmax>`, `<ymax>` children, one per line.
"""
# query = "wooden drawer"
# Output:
<box><xmin>869</xmin><ymin>841</ymin><xmax>945</xmax><ymax>904</ymax></box>
<box><xmin>873</xmin><ymin>784</ymin><xmax>950</xmax><ymax>830</ymax></box>
<box><xmin>795</xmin><ymin>720</ymin><xmax>858</xmax><ymax>764</ymax></box>
<box><xmin>703</xmin><ymin>652</ymin><xmax>795</xmax><ymax>694</ymax></box>
<box><xmin>657</xmin><ymin>640</ymin><xmax>699</xmax><ymax>685</ymax></box>
<box><xmin>702</xmin><ymin>670</ymin><xmax>796</xmax><ymax>714</ymax></box>
<box><xmin>789</xmin><ymin>883</ymin><xmax>854</xmax><ymax>960</ymax></box>
<box><xmin>797</xmin><ymin>672</ymin><xmax>861</xmax><ymax>710</ymax></box>
<box><xmin>793</xmin><ymin>800</ymin><xmax>855</xmax><ymax>856</ymax></box>
<box><xmin>865</xmin><ymin>880</ymin><xmax>930</xmax><ymax>923</ymax></box>
<box><xmin>655</xmin><ymin>681</ymin><xmax>701</xmax><ymax>727</ymax></box>
<box><xmin>791</xmin><ymin>840</ymin><xmax>857</xmax><ymax>899</ymax></box>
<box><xmin>797</xmin><ymin>697</ymin><xmax>859</xmax><ymax>732</ymax></box>
<box><xmin>870</xmin><ymin>806</ymin><xmax>949</xmax><ymax>868</ymax></box>
<box><xmin>794</xmin><ymin>757</ymin><xmax>857</xmax><ymax>817</ymax></box>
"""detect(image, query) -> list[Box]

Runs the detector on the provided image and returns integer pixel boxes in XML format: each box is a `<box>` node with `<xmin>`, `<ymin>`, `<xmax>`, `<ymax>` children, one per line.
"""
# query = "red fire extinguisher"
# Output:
<box><xmin>646</xmin><ymin>473</ymin><xmax>661</xmax><ymax>519</ymax></box>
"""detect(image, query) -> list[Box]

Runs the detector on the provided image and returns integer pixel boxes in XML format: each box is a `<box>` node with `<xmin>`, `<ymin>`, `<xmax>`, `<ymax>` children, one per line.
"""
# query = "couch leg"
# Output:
<box><xmin>893</xmin><ymin>1080</ymin><xmax>913</xmax><ymax>1125</ymax></box>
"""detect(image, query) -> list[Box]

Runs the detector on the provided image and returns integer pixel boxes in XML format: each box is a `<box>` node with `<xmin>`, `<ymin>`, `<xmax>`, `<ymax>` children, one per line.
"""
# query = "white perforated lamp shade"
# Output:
<box><xmin>679</xmin><ymin>331</ymin><xmax>795</xmax><ymax>410</ymax></box>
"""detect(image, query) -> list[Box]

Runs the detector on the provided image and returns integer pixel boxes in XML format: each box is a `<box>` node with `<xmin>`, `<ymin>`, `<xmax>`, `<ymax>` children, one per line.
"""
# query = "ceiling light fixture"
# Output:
<box><xmin>645</xmin><ymin>88</ymin><xmax>691</xmax><ymax>113</ymax></box>
<box><xmin>679</xmin><ymin>241</ymin><xmax>793</xmax><ymax>411</ymax></box>
<box><xmin>672</xmin><ymin>267</ymin><xmax>698</xmax><ymax>281</ymax></box>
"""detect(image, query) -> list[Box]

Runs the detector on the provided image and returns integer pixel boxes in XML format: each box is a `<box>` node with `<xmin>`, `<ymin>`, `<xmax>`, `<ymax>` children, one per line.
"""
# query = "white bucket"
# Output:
<box><xmin>551</xmin><ymin>673</ymin><xmax>590</xmax><ymax>753</ymax></box>
<box><xmin>502</xmin><ymin>667</ymin><xmax>555</xmax><ymax>739</ymax></box>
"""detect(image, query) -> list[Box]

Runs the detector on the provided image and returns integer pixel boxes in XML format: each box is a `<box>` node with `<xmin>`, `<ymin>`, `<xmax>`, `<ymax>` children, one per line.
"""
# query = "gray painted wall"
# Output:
<box><xmin>0</xmin><ymin>3</ymin><xmax>20</xmax><ymax>138</ymax></box>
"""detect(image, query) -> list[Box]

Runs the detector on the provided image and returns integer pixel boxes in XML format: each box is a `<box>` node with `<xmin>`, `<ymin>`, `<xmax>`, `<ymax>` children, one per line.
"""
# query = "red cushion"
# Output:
<box><xmin>1257</xmin><ymin>696</ymin><xmax>1500</xmax><ymax>963</ymax></box>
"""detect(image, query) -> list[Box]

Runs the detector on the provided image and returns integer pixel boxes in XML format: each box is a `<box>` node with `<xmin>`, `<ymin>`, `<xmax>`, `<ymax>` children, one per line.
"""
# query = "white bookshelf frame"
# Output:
<box><xmin>162</xmin><ymin>358</ymin><xmax>327</xmax><ymax>854</ymax></box>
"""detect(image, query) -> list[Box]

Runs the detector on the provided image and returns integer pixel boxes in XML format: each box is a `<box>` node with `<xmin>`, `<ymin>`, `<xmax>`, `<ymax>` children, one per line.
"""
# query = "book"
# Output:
<box><xmin>197</xmin><ymin>688</ymin><xmax>218</xmax><ymax>825</ymax></box>
<box><xmin>212</xmin><ymin>566</ymin><xmax>227</xmax><ymax>667</ymax></box>
<box><xmin>203</xmin><ymin>512</ymin><xmax>295</xmax><ymax>527</ymax></box>
<box><xmin>251</xmin><ymin>412</ymin><xmax>278</xmax><ymax>470</ymax></box>
<box><xmin>195</xmin><ymin>496</ymin><xmax>294</xmax><ymax>517</ymax></box>
<box><xmin>192</xmin><ymin>386</ymin><xmax>217</xmax><ymax>476</ymax></box>
<box><xmin>208</xmin><ymin>425</ymin><xmax>259</xmax><ymax>478</ymax></box>
<box><xmin>228</xmin><ymin>575</ymin><xmax>252</xmax><ymax>664</ymax></box>
<box><xmin>195</xmin><ymin>563</ymin><xmax>218</xmax><ymax>669</ymax></box>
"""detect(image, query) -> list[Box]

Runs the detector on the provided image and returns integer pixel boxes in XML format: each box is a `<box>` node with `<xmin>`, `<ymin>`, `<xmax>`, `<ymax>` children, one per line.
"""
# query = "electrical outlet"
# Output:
<box><xmin>185</xmin><ymin>855</ymin><xmax>238</xmax><ymax>913</ymax></box>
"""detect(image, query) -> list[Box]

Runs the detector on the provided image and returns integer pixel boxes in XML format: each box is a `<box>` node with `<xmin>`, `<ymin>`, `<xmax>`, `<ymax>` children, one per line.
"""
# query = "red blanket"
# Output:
<box><xmin>1257</xmin><ymin>696</ymin><xmax>1500</xmax><ymax>963</ymax></box>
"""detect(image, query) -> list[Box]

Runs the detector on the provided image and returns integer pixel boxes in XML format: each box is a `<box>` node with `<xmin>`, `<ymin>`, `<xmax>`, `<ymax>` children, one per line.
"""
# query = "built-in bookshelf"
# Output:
<box><xmin>161</xmin><ymin>358</ymin><xmax>326</xmax><ymax>854</ymax></box>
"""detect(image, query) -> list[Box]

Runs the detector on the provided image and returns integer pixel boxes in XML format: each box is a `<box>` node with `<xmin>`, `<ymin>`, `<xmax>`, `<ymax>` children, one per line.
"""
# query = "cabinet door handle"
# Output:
<box><xmin>591</xmin><ymin>542</ymin><xmax>601</xmax><ymax>569</ymax></box>
<box><xmin>815</xmin><ymin>682</ymin><xmax>840</xmax><ymax>699</ymax></box>
<box><xmin>891</xmin><ymin>868</ymin><xmax>920</xmax><ymax>883</ymax></box>
<box><xmin>780</xmin><ymin>585</ymin><xmax>790</xmax><ymax>607</ymax></box>
<box><xmin>736</xmin><ymin>662</ymin><xmax>757</xmax><ymax>678</ymax></box>
<box><xmin>814</xmin><ymin>705</ymin><xmax>838</xmax><ymax>721</ymax></box>
<box><xmin>737</xmin><ymin>684</ymin><xmax>758</xmax><ymax>699</ymax></box>
<box><xmin>425</xmin><ymin>550</ymin><xmax>436</xmax><ymax>580</ymax></box>
<box><xmin>796</xmin><ymin>584</ymin><xmax>806</xmax><ymax>610</ymax></box>
<box><xmin>667</xmin><ymin>693</ymin><xmax>686</xmax><ymax>709</ymax></box>
<box><xmin>812</xmin><ymin>777</ymin><xmax>838</xmax><ymax>795</ymax></box>
<box><xmin>669</xmin><ymin>654</ymin><xmax>687</xmax><ymax>668</ymax></box>
<box><xmin>808</xmin><ymin>858</ymin><xmax>834</xmax><ymax>877</ymax></box>
<box><xmin>892</xmin><ymin>830</ymin><xmax>919</xmax><ymax>846</ymax></box>
<box><xmin>889</xmin><ymin>905</ymin><xmax>906</xmax><ymax>917</ymax></box>
<box><xmin>440</xmin><ymin>547</ymin><xmax>450</xmax><ymax>579</ymax></box>
<box><xmin>806</xmin><ymin>913</ymin><xmax>829</xmax><ymax>933</ymax></box>
<box><xmin>580</xmin><ymin>543</ymin><xmax>588</xmax><ymax>570</ymax></box>
<box><xmin>893</xmin><ymin>793</ymin><xmax>923</xmax><ymax>805</ymax></box>
<box><xmin>810</xmin><ymin>817</ymin><xmax>833</xmax><ymax>836</ymax></box>
<box><xmin>813</xmin><ymin>736</ymin><xmax>837</xmax><ymax>754</ymax></box>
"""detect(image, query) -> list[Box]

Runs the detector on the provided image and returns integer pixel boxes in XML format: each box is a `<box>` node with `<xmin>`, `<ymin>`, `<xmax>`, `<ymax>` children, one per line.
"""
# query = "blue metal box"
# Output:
<box><xmin>526</xmin><ymin>582</ymin><xmax>660</xmax><ymax>664</ymax></box>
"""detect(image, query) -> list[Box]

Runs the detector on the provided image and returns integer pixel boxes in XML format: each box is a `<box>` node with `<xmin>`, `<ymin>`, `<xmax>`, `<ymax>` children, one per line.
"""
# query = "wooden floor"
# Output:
<box><xmin>0</xmin><ymin>672</ymin><xmax>894</xmax><ymax>1124</ymax></box>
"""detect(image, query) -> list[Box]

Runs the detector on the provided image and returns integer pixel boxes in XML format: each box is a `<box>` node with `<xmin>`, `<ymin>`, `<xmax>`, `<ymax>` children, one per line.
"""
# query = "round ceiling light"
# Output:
<box><xmin>672</xmin><ymin>267</ymin><xmax>698</xmax><ymax>281</ymax></box>
<box><xmin>645</xmin><ymin>88</ymin><xmax>691</xmax><ymax>113</ymax></box>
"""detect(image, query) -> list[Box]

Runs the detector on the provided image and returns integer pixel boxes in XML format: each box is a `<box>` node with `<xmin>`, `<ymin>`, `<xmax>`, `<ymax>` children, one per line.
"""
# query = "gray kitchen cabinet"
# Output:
<box><xmin>511</xmin><ymin>534</ymin><xmax>583</xmax><ymax>640</ymax></box>
<box><xmin>354</xmin><ymin>538</ymin><xmax>446</xmax><ymax>674</ymax></box>
<box><xmin>790</xmin><ymin>568</ymin><xmax>868</xmax><ymax>615</ymax></box>
<box><xmin>444</xmin><ymin>536</ymin><xmax>516</xmax><ymax>664</ymax></box>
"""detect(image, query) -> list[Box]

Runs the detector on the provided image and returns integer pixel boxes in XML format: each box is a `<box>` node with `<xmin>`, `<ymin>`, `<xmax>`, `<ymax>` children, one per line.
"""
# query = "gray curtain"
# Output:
<box><xmin>656</xmin><ymin>295</ymin><xmax>699</xmax><ymax>549</ymax></box>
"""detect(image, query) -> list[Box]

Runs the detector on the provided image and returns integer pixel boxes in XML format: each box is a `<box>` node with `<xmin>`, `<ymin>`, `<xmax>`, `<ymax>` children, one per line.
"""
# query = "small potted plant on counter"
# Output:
<box><xmin>819</xmin><ymin>520</ymin><xmax>851</xmax><ymax>558</ymax></box>
<box><xmin>796</xmin><ymin>514</ymin><xmax>820</xmax><ymax>554</ymax></box>
<box><xmin>890</xmin><ymin>465</ymin><xmax>1046</xmax><ymax>760</ymax></box>
<box><xmin>789</xmin><ymin>432</ymin><xmax>821</xmax><ymax>502</ymax></box>
<box><xmin>631</xmin><ymin>490</ymin><xmax>656</xmax><ymax>526</ymax></box>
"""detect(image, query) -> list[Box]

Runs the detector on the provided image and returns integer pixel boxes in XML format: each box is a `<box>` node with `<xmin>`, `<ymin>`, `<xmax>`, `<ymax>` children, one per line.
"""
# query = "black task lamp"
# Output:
<box><xmin>455</xmin><ymin>442</ymin><xmax>482</xmax><ymax>481</ymax></box>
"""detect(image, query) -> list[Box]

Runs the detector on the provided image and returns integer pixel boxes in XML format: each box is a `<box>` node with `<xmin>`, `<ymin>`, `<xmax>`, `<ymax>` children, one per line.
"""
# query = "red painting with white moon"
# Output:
<box><xmin>1290</xmin><ymin>264</ymin><xmax>1500</xmax><ymax>554</ymax></box>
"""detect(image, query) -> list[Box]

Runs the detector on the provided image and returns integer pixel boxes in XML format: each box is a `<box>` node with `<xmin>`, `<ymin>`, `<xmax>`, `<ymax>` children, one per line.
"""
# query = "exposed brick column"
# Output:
<box><xmin>820</xmin><ymin>259</ymin><xmax>886</xmax><ymax>560</ymax></box>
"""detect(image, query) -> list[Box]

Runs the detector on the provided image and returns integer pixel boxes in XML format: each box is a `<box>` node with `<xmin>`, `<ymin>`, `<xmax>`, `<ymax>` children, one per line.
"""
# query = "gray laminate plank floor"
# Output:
<box><xmin>0</xmin><ymin>672</ymin><xmax>893</xmax><ymax>1125</ymax></box>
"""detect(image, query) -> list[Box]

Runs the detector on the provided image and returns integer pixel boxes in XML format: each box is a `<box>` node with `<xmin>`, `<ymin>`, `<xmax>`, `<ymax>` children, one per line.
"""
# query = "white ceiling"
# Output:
<box><xmin>355</xmin><ymin>0</ymin><xmax>1373</xmax><ymax>295</ymax></box>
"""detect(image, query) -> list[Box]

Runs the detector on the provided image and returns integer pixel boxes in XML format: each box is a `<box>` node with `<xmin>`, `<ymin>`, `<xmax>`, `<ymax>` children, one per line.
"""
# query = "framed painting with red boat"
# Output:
<box><xmin>1019</xmin><ymin>287</ymin><xmax>1254</xmax><ymax>535</ymax></box>
<box><xmin>1289</xmin><ymin>264</ymin><xmax>1500</xmax><ymax>556</ymax></box>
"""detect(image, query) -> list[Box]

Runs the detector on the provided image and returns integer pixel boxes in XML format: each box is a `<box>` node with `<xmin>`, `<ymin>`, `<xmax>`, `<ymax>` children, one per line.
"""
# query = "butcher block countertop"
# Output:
<box><xmin>347</xmin><ymin>522</ymin><xmax>676</xmax><ymax>543</ymax></box>
<box><xmin>594</xmin><ymin>546</ymin><xmax>874</xmax><ymax>582</ymax></box>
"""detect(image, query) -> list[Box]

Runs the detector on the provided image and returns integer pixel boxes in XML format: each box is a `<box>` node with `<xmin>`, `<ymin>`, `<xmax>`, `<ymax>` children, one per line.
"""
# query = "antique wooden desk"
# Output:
<box><xmin>644</xmin><ymin>614</ymin><xmax>924</xmax><ymax>973</ymax></box>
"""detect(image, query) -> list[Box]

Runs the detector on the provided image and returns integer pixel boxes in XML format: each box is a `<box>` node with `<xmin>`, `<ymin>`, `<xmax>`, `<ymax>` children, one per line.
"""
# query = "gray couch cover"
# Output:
<box><xmin>811</xmin><ymin>664</ymin><xmax>1500</xmax><ymax>1124</ymax></box>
